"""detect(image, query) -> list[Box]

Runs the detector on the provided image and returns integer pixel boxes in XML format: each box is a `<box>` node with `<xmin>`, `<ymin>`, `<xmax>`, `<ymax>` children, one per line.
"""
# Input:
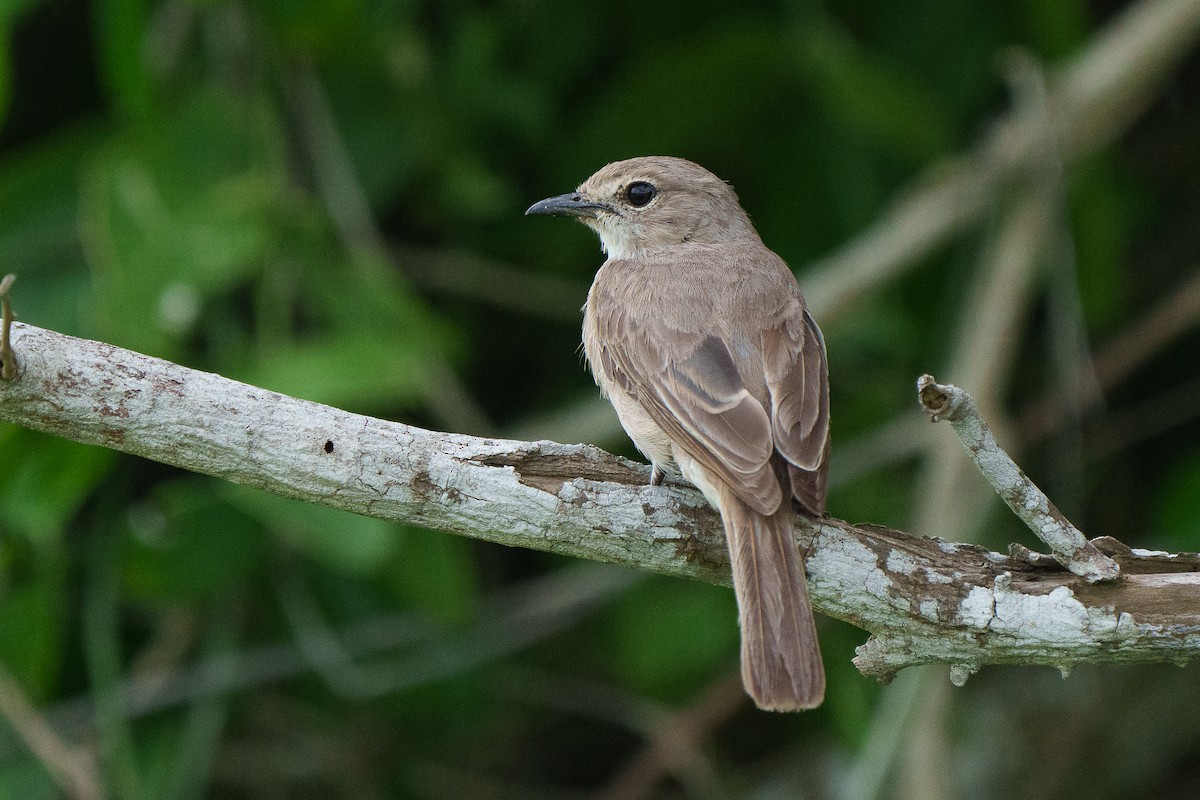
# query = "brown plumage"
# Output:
<box><xmin>526</xmin><ymin>156</ymin><xmax>829</xmax><ymax>711</ymax></box>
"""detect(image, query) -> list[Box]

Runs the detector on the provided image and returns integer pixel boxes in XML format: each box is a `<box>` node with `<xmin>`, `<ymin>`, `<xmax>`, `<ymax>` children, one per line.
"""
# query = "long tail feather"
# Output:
<box><xmin>720</xmin><ymin>488</ymin><xmax>825</xmax><ymax>711</ymax></box>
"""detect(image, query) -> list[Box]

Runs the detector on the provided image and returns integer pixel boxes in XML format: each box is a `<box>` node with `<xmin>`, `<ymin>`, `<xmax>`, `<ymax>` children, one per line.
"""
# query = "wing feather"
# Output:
<box><xmin>588</xmin><ymin>252</ymin><xmax>829</xmax><ymax>517</ymax></box>
<box><xmin>595</xmin><ymin>312</ymin><xmax>782</xmax><ymax>515</ymax></box>
<box><xmin>764</xmin><ymin>308</ymin><xmax>829</xmax><ymax>471</ymax></box>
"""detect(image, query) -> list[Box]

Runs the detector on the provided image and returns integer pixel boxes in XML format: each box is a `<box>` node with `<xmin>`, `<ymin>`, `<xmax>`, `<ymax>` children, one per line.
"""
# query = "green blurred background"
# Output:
<box><xmin>0</xmin><ymin>0</ymin><xmax>1198</xmax><ymax>797</ymax></box>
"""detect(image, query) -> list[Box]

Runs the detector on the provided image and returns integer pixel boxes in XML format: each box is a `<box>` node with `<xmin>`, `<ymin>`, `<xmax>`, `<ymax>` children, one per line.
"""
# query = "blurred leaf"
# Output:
<box><xmin>222</xmin><ymin>484</ymin><xmax>397</xmax><ymax>574</ymax></box>
<box><xmin>241</xmin><ymin>327</ymin><xmax>437</xmax><ymax>410</ymax></box>
<box><xmin>437</xmin><ymin>153</ymin><xmax>513</xmax><ymax>221</ymax></box>
<box><xmin>0</xmin><ymin>430</ymin><xmax>113</xmax><ymax>542</ymax></box>
<box><xmin>0</xmin><ymin>0</ymin><xmax>49</xmax><ymax>126</ymax></box>
<box><xmin>122</xmin><ymin>479</ymin><xmax>268</xmax><ymax>602</ymax></box>
<box><xmin>864</xmin><ymin>0</ymin><xmax>1004</xmax><ymax>119</ymax></box>
<box><xmin>0</xmin><ymin>0</ymin><xmax>47</xmax><ymax>21</ymax></box>
<box><xmin>795</xmin><ymin>16</ymin><xmax>953</xmax><ymax>161</ymax></box>
<box><xmin>0</xmin><ymin>573</ymin><xmax>65</xmax><ymax>700</ymax></box>
<box><xmin>0</xmin><ymin>127</ymin><xmax>88</xmax><ymax>263</ymax></box>
<box><xmin>829</xmin><ymin>471</ymin><xmax>914</xmax><ymax>533</ymax></box>
<box><xmin>0</xmin><ymin>758</ymin><xmax>57</xmax><ymax>800</ymax></box>
<box><xmin>388</xmin><ymin>527</ymin><xmax>479</xmax><ymax>627</ymax></box>
<box><xmin>258</xmin><ymin>0</ymin><xmax>365</xmax><ymax>52</ymax></box>
<box><xmin>239</xmin><ymin>251</ymin><xmax>454</xmax><ymax>410</ymax></box>
<box><xmin>0</xmin><ymin>125</ymin><xmax>99</xmax><ymax>331</ymax></box>
<box><xmin>79</xmin><ymin>90</ymin><xmax>286</xmax><ymax>354</ymax></box>
<box><xmin>322</xmin><ymin>63</ymin><xmax>418</xmax><ymax>209</ymax></box>
<box><xmin>603</xmin><ymin>578</ymin><xmax>737</xmax><ymax>700</ymax></box>
<box><xmin>1155</xmin><ymin>449</ymin><xmax>1200</xmax><ymax>550</ymax></box>
<box><xmin>91</xmin><ymin>0</ymin><xmax>152</xmax><ymax>118</ymax></box>
<box><xmin>443</xmin><ymin>10</ymin><xmax>548</xmax><ymax>143</ymax></box>
<box><xmin>578</xmin><ymin>23</ymin><xmax>797</xmax><ymax>163</ymax></box>
<box><xmin>1070</xmin><ymin>157</ymin><xmax>1131</xmax><ymax>329</ymax></box>
<box><xmin>1022</xmin><ymin>0</ymin><xmax>1089</xmax><ymax>59</ymax></box>
<box><xmin>820</xmin><ymin>620</ymin><xmax>879</xmax><ymax>745</ymax></box>
<box><xmin>0</xmin><ymin>34</ymin><xmax>11</xmax><ymax>128</ymax></box>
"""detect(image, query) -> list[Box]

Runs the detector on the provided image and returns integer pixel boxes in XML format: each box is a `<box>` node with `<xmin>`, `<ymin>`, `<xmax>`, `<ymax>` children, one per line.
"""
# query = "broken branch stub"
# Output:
<box><xmin>916</xmin><ymin>374</ymin><xmax>1120</xmax><ymax>583</ymax></box>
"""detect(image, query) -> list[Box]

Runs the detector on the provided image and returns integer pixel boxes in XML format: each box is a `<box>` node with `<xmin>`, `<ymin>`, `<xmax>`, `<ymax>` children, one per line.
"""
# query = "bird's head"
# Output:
<box><xmin>525</xmin><ymin>156</ymin><xmax>757</xmax><ymax>260</ymax></box>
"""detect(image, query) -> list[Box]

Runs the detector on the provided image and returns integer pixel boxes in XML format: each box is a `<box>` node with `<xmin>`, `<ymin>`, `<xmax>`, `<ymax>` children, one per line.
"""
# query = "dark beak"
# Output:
<box><xmin>525</xmin><ymin>192</ymin><xmax>608</xmax><ymax>218</ymax></box>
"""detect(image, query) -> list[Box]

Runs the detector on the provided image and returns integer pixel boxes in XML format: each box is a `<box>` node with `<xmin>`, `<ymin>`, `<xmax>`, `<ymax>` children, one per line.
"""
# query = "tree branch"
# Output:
<box><xmin>916</xmin><ymin>375</ymin><xmax>1120</xmax><ymax>583</ymax></box>
<box><xmin>3</xmin><ymin>321</ymin><xmax>1200</xmax><ymax>683</ymax></box>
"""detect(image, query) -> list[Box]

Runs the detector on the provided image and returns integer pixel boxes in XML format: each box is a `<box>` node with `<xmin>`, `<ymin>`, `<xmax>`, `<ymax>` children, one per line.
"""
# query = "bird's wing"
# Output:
<box><xmin>761</xmin><ymin>302</ymin><xmax>830</xmax><ymax>513</ymax></box>
<box><xmin>592</xmin><ymin>295</ymin><xmax>783</xmax><ymax>515</ymax></box>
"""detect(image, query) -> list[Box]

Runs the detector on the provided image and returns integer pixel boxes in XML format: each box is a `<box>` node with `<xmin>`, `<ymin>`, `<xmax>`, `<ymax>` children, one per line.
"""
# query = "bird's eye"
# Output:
<box><xmin>625</xmin><ymin>181</ymin><xmax>656</xmax><ymax>207</ymax></box>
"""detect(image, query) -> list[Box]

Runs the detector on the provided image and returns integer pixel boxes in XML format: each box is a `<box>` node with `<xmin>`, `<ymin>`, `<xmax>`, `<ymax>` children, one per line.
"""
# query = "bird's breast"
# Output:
<box><xmin>582</xmin><ymin>271</ymin><xmax>677</xmax><ymax>470</ymax></box>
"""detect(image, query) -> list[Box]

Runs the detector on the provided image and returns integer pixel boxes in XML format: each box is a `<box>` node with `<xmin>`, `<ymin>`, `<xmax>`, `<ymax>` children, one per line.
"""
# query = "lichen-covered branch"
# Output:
<box><xmin>3</xmin><ymin>322</ymin><xmax>1200</xmax><ymax>682</ymax></box>
<box><xmin>917</xmin><ymin>375</ymin><xmax>1121</xmax><ymax>583</ymax></box>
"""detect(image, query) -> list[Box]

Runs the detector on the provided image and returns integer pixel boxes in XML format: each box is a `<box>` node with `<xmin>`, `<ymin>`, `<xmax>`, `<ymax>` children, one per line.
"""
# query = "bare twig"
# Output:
<box><xmin>1093</xmin><ymin>266</ymin><xmax>1200</xmax><ymax>388</ymax></box>
<box><xmin>398</xmin><ymin>245</ymin><xmax>587</xmax><ymax>322</ymax></box>
<box><xmin>911</xmin><ymin>186</ymin><xmax>1052</xmax><ymax>552</ymax></box>
<box><xmin>839</xmin><ymin>263</ymin><xmax>1200</xmax><ymax>491</ymax></box>
<box><xmin>0</xmin><ymin>664</ymin><xmax>102</xmax><ymax>800</ymax></box>
<box><xmin>0</xmin><ymin>563</ymin><xmax>637</xmax><ymax>763</ymax></box>
<box><xmin>595</xmin><ymin>675</ymin><xmax>745</xmax><ymax>800</ymax></box>
<box><xmin>917</xmin><ymin>375</ymin><xmax>1120</xmax><ymax>583</ymax></box>
<box><xmin>802</xmin><ymin>0</ymin><xmax>1200</xmax><ymax>320</ymax></box>
<box><xmin>0</xmin><ymin>274</ymin><xmax>16</xmax><ymax>381</ymax></box>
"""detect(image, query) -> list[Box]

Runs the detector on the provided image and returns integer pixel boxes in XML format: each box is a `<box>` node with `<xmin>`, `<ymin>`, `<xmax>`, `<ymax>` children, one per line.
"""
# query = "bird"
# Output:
<box><xmin>526</xmin><ymin>156</ymin><xmax>829</xmax><ymax>711</ymax></box>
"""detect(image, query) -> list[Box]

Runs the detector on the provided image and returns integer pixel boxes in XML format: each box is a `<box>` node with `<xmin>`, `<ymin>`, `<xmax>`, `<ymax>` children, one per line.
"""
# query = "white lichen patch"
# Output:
<box><xmin>1131</xmin><ymin>548</ymin><xmax>1174</xmax><ymax>558</ymax></box>
<box><xmin>975</xmin><ymin>446</ymin><xmax>1019</xmax><ymax>491</ymax></box>
<box><xmin>986</xmin><ymin>584</ymin><xmax>1121</xmax><ymax>643</ymax></box>
<box><xmin>923</xmin><ymin>568</ymin><xmax>954</xmax><ymax>585</ymax></box>
<box><xmin>920</xmin><ymin>598</ymin><xmax>942</xmax><ymax>621</ymax></box>
<box><xmin>887</xmin><ymin>550</ymin><xmax>918</xmax><ymax>575</ymax></box>
<box><xmin>959</xmin><ymin>586</ymin><xmax>996</xmax><ymax>630</ymax></box>
<box><xmin>806</xmin><ymin>534</ymin><xmax>897</xmax><ymax>612</ymax></box>
<box><xmin>557</xmin><ymin>481</ymin><xmax>586</xmax><ymax>505</ymax></box>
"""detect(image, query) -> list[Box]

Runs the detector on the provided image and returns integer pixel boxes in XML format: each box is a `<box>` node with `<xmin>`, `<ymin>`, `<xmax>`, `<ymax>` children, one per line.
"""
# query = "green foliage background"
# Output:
<box><xmin>0</xmin><ymin>0</ymin><xmax>1198</xmax><ymax>797</ymax></box>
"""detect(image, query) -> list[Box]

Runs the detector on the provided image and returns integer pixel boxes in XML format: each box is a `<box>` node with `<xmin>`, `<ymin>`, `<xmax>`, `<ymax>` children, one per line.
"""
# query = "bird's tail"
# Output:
<box><xmin>720</xmin><ymin>488</ymin><xmax>825</xmax><ymax>711</ymax></box>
